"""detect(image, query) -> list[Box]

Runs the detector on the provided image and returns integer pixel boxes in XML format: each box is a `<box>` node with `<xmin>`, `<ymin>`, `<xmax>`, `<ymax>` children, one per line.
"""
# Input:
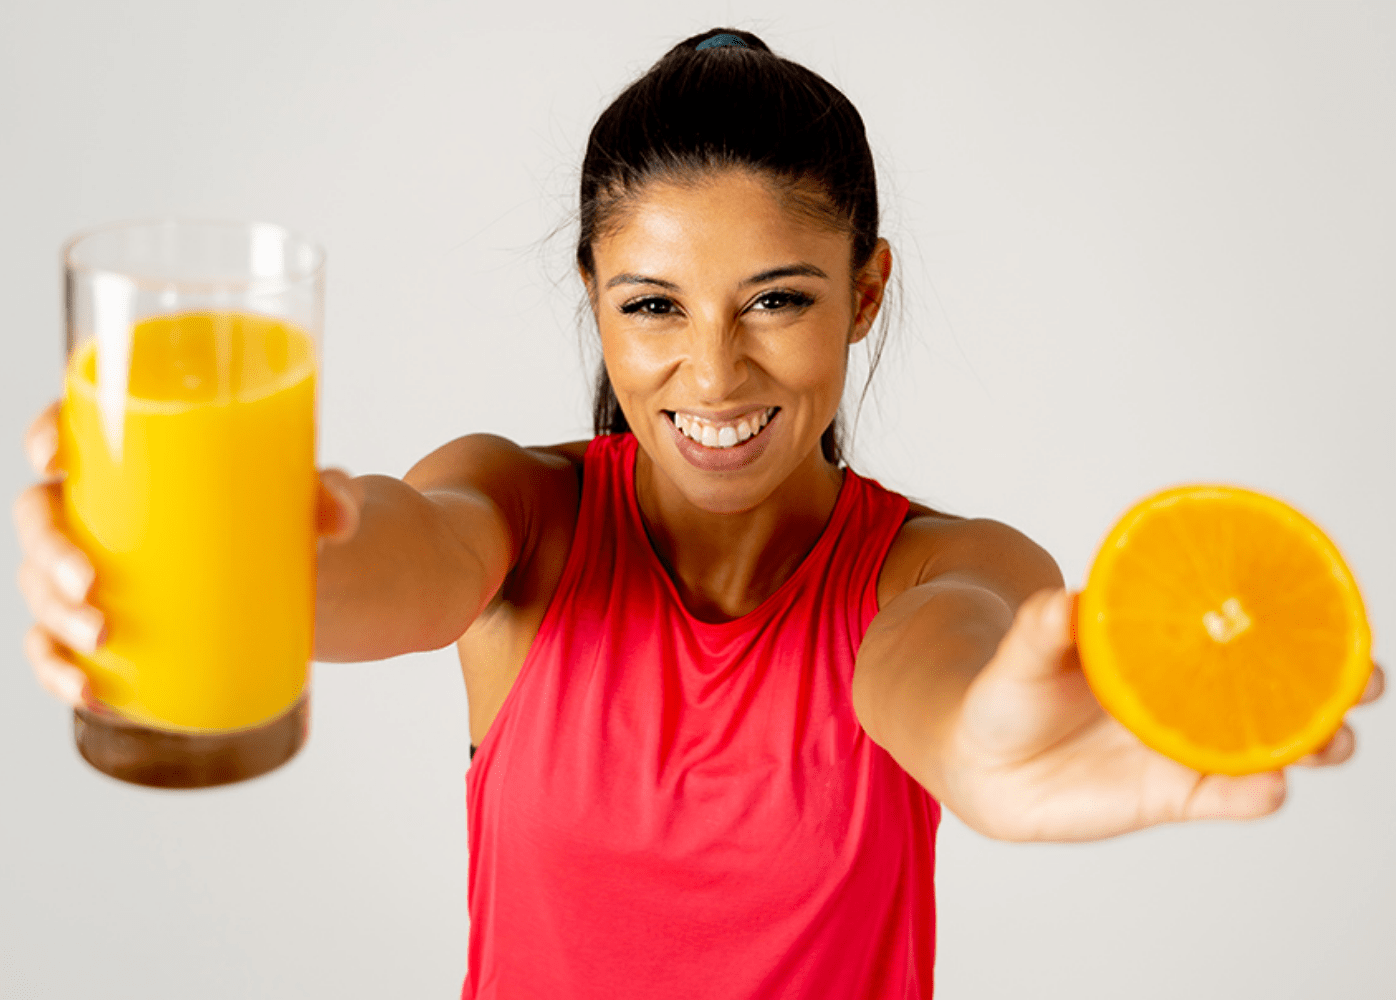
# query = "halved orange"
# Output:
<box><xmin>1076</xmin><ymin>485</ymin><xmax>1371</xmax><ymax>775</ymax></box>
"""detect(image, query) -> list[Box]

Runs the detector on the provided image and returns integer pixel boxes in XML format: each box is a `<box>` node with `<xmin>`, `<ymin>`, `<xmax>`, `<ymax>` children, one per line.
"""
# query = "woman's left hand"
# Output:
<box><xmin>941</xmin><ymin>588</ymin><xmax>1385</xmax><ymax>842</ymax></box>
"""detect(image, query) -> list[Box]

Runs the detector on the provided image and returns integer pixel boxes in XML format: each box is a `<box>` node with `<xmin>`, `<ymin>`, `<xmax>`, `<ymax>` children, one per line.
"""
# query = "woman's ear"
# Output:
<box><xmin>849</xmin><ymin>239</ymin><xmax>892</xmax><ymax>345</ymax></box>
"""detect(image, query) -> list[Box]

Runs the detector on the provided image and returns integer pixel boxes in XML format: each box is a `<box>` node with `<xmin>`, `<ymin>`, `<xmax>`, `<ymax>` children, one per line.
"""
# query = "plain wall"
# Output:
<box><xmin>2</xmin><ymin>1</ymin><xmax>1392</xmax><ymax>996</ymax></box>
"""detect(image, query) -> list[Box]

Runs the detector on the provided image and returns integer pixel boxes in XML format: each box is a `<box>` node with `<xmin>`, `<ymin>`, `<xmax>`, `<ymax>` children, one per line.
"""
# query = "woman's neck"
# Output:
<box><xmin>634</xmin><ymin>446</ymin><xmax>845</xmax><ymax>622</ymax></box>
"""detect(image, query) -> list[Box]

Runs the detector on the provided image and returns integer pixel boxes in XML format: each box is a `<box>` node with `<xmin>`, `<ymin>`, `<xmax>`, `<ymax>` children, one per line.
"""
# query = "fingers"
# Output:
<box><xmin>1358</xmin><ymin>662</ymin><xmax>1385</xmax><ymax>705</ymax></box>
<box><xmin>1181</xmin><ymin>770</ymin><xmax>1287</xmax><ymax>822</ymax></box>
<box><xmin>23</xmin><ymin>625</ymin><xmax>92</xmax><ymax>708</ymax></box>
<box><xmin>316</xmin><ymin>468</ymin><xmax>361</xmax><ymax>544</ymax></box>
<box><xmin>17</xmin><ymin>559</ymin><xmax>105</xmax><ymax>652</ymax></box>
<box><xmin>1290</xmin><ymin>664</ymin><xmax>1385</xmax><ymax>769</ymax></box>
<box><xmin>1294</xmin><ymin>724</ymin><xmax>1356</xmax><ymax>768</ymax></box>
<box><xmin>13</xmin><ymin>481</ymin><xmax>94</xmax><ymax>602</ymax></box>
<box><xmin>24</xmin><ymin>401</ymin><xmax>62</xmax><ymax>478</ymax></box>
<box><xmin>16</xmin><ymin>410</ymin><xmax>102</xmax><ymax>711</ymax></box>
<box><xmin>1185</xmin><ymin>721</ymin><xmax>1358</xmax><ymax>805</ymax></box>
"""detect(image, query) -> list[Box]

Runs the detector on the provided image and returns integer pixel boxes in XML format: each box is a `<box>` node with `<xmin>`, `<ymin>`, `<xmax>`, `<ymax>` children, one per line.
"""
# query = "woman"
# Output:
<box><xmin>15</xmin><ymin>28</ymin><xmax>1382</xmax><ymax>998</ymax></box>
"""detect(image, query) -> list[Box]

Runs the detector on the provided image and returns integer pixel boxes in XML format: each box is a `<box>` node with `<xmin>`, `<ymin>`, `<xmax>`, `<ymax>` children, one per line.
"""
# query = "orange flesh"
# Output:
<box><xmin>1078</xmin><ymin>487</ymin><xmax>1370</xmax><ymax>774</ymax></box>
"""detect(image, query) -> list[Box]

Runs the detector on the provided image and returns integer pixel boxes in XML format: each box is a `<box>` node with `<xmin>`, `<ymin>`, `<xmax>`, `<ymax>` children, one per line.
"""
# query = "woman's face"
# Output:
<box><xmin>586</xmin><ymin>170</ymin><xmax>890</xmax><ymax>514</ymax></box>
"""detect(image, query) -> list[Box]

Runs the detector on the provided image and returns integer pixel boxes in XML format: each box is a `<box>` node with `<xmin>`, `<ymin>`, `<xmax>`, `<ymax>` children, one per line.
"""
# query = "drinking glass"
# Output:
<box><xmin>60</xmin><ymin>220</ymin><xmax>323</xmax><ymax>787</ymax></box>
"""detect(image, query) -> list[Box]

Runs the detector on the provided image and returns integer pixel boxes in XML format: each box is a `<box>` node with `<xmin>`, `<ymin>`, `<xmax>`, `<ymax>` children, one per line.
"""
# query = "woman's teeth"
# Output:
<box><xmin>672</xmin><ymin>408</ymin><xmax>776</xmax><ymax>449</ymax></box>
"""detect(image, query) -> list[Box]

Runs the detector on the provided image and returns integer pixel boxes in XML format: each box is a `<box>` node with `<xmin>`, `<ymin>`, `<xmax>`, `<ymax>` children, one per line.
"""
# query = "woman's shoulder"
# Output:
<box><xmin>530</xmin><ymin>438</ymin><xmax>590</xmax><ymax>468</ymax></box>
<box><xmin>876</xmin><ymin>499</ymin><xmax>1063</xmax><ymax>611</ymax></box>
<box><xmin>405</xmin><ymin>434</ymin><xmax>587</xmax><ymax>496</ymax></box>
<box><xmin>404</xmin><ymin>434</ymin><xmax>589</xmax><ymax>567</ymax></box>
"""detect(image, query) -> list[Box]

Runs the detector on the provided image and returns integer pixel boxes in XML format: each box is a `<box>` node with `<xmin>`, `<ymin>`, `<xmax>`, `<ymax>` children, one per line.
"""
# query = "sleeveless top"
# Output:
<box><xmin>463</xmin><ymin>434</ymin><xmax>940</xmax><ymax>999</ymax></box>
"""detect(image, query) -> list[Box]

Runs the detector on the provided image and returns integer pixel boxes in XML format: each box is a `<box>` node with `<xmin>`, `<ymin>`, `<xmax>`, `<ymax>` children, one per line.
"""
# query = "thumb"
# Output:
<box><xmin>992</xmin><ymin>587</ymin><xmax>1076</xmax><ymax>682</ymax></box>
<box><xmin>316</xmin><ymin>468</ymin><xmax>361</xmax><ymax>544</ymax></box>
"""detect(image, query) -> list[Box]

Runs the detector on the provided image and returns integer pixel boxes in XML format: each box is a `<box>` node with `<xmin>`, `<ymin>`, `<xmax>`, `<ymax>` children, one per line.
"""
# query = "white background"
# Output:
<box><xmin>2</xmin><ymin>1</ymin><xmax>1392</xmax><ymax>997</ymax></box>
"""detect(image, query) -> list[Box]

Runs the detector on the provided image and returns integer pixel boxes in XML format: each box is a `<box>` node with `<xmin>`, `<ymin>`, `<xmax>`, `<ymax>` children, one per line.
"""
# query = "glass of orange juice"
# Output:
<box><xmin>60</xmin><ymin>220</ymin><xmax>323</xmax><ymax>788</ymax></box>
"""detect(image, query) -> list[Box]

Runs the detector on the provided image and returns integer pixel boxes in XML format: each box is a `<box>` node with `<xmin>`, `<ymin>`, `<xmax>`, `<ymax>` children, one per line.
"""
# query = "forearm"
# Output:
<box><xmin>314</xmin><ymin>474</ymin><xmax>510</xmax><ymax>662</ymax></box>
<box><xmin>852</xmin><ymin>581</ymin><xmax>1013</xmax><ymax>804</ymax></box>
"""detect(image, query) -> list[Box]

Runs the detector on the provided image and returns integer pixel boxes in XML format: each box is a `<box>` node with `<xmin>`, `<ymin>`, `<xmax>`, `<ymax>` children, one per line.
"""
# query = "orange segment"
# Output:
<box><xmin>1076</xmin><ymin>485</ymin><xmax>1371</xmax><ymax>775</ymax></box>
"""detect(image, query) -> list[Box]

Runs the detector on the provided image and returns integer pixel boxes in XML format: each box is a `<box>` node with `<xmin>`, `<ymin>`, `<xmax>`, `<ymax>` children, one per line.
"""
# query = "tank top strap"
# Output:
<box><xmin>466</xmin><ymin>434</ymin><xmax>628</xmax><ymax>767</ymax></box>
<box><xmin>831</xmin><ymin>468</ymin><xmax>912</xmax><ymax>634</ymax></box>
<box><xmin>541</xmin><ymin>432</ymin><xmax>632</xmax><ymax>614</ymax></box>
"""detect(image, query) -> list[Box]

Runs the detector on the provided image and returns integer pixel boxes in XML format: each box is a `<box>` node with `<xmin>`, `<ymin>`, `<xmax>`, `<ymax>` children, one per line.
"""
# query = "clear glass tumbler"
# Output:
<box><xmin>60</xmin><ymin>220</ymin><xmax>324</xmax><ymax>788</ymax></box>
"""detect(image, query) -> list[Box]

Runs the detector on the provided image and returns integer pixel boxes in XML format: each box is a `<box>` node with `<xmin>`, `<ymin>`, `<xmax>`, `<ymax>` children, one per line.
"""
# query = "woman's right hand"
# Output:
<box><xmin>13</xmin><ymin>401</ymin><xmax>362</xmax><ymax>709</ymax></box>
<box><xmin>14</xmin><ymin>402</ymin><xmax>100</xmax><ymax>707</ymax></box>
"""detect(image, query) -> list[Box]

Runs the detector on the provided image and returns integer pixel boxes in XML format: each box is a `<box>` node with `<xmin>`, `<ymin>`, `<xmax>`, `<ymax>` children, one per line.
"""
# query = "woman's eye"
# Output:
<box><xmin>751</xmin><ymin>290</ymin><xmax>815</xmax><ymax>312</ymax></box>
<box><xmin>618</xmin><ymin>290</ymin><xmax>814</xmax><ymax>317</ymax></box>
<box><xmin>619</xmin><ymin>297</ymin><xmax>676</xmax><ymax>317</ymax></box>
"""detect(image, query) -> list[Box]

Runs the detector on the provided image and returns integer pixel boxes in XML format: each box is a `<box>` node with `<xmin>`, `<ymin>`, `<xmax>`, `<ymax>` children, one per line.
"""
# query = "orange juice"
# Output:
<box><xmin>60</xmin><ymin>311</ymin><xmax>317</xmax><ymax>732</ymax></box>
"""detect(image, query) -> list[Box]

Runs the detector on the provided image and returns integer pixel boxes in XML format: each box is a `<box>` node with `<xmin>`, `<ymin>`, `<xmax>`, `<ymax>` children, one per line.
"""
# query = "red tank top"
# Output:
<box><xmin>464</xmin><ymin>434</ymin><xmax>940</xmax><ymax>998</ymax></box>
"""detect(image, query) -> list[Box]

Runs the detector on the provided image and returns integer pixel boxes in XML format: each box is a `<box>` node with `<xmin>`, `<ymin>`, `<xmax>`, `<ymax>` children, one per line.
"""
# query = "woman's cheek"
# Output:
<box><xmin>602</xmin><ymin>324</ymin><xmax>659</xmax><ymax>383</ymax></box>
<box><xmin>603</xmin><ymin>328</ymin><xmax>681</xmax><ymax>423</ymax></box>
<box><xmin>760</xmin><ymin>326</ymin><xmax>848</xmax><ymax>404</ymax></box>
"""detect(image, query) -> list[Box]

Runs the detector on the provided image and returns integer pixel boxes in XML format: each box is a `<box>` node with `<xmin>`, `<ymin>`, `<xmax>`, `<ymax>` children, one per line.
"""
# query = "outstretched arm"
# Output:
<box><xmin>17</xmin><ymin>395</ymin><xmax>576</xmax><ymax>702</ymax></box>
<box><xmin>313</xmin><ymin>434</ymin><xmax>576</xmax><ymax>662</ymax></box>
<box><xmin>851</xmin><ymin>516</ymin><xmax>1382</xmax><ymax>842</ymax></box>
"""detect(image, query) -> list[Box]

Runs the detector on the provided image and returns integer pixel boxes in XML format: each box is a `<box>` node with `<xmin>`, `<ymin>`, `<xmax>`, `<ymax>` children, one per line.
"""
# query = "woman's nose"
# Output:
<box><xmin>686</xmin><ymin>323</ymin><xmax>748</xmax><ymax>402</ymax></box>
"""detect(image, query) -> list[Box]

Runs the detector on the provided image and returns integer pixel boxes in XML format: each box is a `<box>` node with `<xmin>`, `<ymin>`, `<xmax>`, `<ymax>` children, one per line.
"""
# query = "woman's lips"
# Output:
<box><xmin>664</xmin><ymin>408</ymin><xmax>780</xmax><ymax>472</ymax></box>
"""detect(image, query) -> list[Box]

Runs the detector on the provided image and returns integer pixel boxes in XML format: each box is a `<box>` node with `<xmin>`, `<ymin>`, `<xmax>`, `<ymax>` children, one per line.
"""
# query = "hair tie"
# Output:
<box><xmin>695</xmin><ymin>33</ymin><xmax>748</xmax><ymax>51</ymax></box>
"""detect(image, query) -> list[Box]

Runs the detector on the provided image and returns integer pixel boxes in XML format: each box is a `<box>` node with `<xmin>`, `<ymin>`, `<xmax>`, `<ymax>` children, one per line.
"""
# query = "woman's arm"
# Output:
<box><xmin>313</xmin><ymin>434</ymin><xmax>578</xmax><ymax>663</ymax></box>
<box><xmin>16</xmin><ymin>394</ymin><xmax>577</xmax><ymax>702</ymax></box>
<box><xmin>851</xmin><ymin>516</ymin><xmax>1377</xmax><ymax>843</ymax></box>
<box><xmin>851</xmin><ymin>517</ymin><xmax>1061</xmax><ymax>824</ymax></box>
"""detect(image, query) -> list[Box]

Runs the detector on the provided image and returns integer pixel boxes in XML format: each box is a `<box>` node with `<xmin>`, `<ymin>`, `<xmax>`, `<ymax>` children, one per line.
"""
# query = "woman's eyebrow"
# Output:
<box><xmin>741</xmin><ymin>263</ymin><xmax>828</xmax><ymax>286</ymax></box>
<box><xmin>605</xmin><ymin>273</ymin><xmax>680</xmax><ymax>291</ymax></box>
<box><xmin>604</xmin><ymin>263</ymin><xmax>829</xmax><ymax>292</ymax></box>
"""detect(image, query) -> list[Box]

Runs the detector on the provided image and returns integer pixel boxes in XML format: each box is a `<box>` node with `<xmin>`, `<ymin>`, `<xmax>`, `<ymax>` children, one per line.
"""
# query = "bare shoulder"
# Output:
<box><xmin>403</xmin><ymin>434</ymin><xmax>587</xmax><ymax>574</ymax></box>
<box><xmin>877</xmin><ymin>500</ymin><xmax>1063</xmax><ymax>612</ymax></box>
<box><xmin>404</xmin><ymin>433</ymin><xmax>584</xmax><ymax>493</ymax></box>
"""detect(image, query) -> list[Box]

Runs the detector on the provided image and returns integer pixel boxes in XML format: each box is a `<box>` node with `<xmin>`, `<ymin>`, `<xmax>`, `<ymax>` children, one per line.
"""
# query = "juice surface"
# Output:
<box><xmin>60</xmin><ymin>312</ymin><xmax>317</xmax><ymax>732</ymax></box>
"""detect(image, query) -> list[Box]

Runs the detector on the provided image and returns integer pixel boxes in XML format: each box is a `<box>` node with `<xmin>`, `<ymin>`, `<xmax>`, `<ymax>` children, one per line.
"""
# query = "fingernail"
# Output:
<box><xmin>326</xmin><ymin>478</ymin><xmax>353</xmax><ymax>507</ymax></box>
<box><xmin>1041</xmin><ymin>589</ymin><xmax>1068</xmax><ymax>637</ymax></box>
<box><xmin>28</xmin><ymin>424</ymin><xmax>58</xmax><ymax>472</ymax></box>
<box><xmin>54</xmin><ymin>558</ymin><xmax>92</xmax><ymax>601</ymax></box>
<box><xmin>65</xmin><ymin>612</ymin><xmax>103</xmax><ymax>653</ymax></box>
<box><xmin>325</xmin><ymin>471</ymin><xmax>358</xmax><ymax>507</ymax></box>
<box><xmin>57</xmin><ymin>666</ymin><xmax>87</xmax><ymax>707</ymax></box>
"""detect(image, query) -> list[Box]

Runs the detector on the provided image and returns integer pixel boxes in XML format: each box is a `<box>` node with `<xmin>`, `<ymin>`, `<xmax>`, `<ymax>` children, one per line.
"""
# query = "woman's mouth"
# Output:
<box><xmin>662</xmin><ymin>407</ymin><xmax>781</xmax><ymax>472</ymax></box>
<box><xmin>666</xmin><ymin>407</ymin><xmax>778</xmax><ymax>449</ymax></box>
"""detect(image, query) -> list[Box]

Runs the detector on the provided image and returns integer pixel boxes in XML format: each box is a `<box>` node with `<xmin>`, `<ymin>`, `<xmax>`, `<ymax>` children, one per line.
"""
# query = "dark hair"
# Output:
<box><xmin>577</xmin><ymin>27</ymin><xmax>886</xmax><ymax>464</ymax></box>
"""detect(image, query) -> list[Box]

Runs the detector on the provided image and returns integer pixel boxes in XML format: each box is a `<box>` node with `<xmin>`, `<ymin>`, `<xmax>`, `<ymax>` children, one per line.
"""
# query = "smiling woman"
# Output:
<box><xmin>589</xmin><ymin>171</ymin><xmax>888</xmax><ymax>515</ymax></box>
<box><xmin>578</xmin><ymin>29</ymin><xmax>886</xmax><ymax>470</ymax></box>
<box><xmin>13</xmin><ymin>23</ymin><xmax>1382</xmax><ymax>1000</ymax></box>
